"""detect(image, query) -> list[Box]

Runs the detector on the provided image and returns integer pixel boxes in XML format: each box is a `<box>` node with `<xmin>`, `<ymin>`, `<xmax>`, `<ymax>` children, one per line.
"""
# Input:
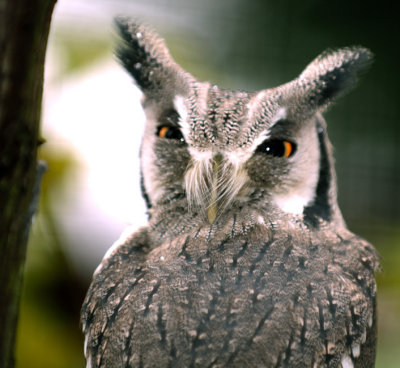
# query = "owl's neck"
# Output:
<box><xmin>146</xmin><ymin>196</ymin><xmax>339</xmax><ymax>247</ymax></box>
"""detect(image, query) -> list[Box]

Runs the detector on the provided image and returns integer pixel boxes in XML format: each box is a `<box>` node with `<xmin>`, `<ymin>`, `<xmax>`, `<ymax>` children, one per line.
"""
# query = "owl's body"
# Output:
<box><xmin>82</xmin><ymin>18</ymin><xmax>379</xmax><ymax>368</ymax></box>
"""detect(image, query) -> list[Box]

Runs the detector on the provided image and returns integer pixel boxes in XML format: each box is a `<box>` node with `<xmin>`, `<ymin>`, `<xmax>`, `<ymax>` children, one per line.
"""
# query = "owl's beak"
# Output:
<box><xmin>207</xmin><ymin>154</ymin><xmax>223</xmax><ymax>223</ymax></box>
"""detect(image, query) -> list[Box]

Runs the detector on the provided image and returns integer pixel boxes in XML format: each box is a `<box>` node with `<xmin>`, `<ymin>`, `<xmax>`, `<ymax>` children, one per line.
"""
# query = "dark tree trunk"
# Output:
<box><xmin>0</xmin><ymin>1</ymin><xmax>56</xmax><ymax>367</ymax></box>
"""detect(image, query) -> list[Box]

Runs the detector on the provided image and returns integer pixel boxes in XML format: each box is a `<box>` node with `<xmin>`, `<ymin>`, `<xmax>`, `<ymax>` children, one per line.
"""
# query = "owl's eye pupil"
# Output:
<box><xmin>157</xmin><ymin>126</ymin><xmax>185</xmax><ymax>142</ymax></box>
<box><xmin>256</xmin><ymin>139</ymin><xmax>296</xmax><ymax>158</ymax></box>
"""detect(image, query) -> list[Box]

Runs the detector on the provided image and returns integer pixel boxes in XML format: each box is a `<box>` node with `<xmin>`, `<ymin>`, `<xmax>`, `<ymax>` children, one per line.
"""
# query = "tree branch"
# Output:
<box><xmin>0</xmin><ymin>1</ymin><xmax>56</xmax><ymax>367</ymax></box>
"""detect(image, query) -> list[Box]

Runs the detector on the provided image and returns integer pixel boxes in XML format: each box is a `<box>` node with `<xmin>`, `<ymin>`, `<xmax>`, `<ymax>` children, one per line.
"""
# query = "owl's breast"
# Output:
<box><xmin>82</xmin><ymin>227</ymin><xmax>378</xmax><ymax>367</ymax></box>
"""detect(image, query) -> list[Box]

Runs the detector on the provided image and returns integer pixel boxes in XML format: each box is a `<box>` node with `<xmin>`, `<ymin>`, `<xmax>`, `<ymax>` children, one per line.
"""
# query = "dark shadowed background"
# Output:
<box><xmin>16</xmin><ymin>0</ymin><xmax>399</xmax><ymax>367</ymax></box>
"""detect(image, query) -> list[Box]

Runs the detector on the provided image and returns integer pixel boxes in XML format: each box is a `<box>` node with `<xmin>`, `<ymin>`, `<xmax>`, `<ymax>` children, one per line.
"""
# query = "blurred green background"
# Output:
<box><xmin>16</xmin><ymin>0</ymin><xmax>399</xmax><ymax>367</ymax></box>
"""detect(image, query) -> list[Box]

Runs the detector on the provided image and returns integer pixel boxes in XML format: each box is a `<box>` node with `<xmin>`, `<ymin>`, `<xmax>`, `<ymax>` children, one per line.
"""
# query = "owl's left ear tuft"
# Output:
<box><xmin>296</xmin><ymin>47</ymin><xmax>373</xmax><ymax>110</ymax></box>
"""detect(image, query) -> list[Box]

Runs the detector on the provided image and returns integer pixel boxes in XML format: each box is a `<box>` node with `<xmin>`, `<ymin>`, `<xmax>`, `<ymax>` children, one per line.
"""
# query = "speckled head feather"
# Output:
<box><xmin>115</xmin><ymin>18</ymin><xmax>372</xmax><ymax>224</ymax></box>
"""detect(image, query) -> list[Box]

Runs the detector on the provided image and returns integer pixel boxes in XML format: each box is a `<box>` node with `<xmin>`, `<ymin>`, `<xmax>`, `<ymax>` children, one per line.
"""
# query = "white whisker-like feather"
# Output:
<box><xmin>185</xmin><ymin>152</ymin><xmax>249</xmax><ymax>222</ymax></box>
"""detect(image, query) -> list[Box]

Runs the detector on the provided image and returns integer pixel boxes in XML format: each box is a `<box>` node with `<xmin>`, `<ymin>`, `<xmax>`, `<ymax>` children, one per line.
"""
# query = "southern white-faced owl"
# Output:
<box><xmin>81</xmin><ymin>17</ymin><xmax>379</xmax><ymax>368</ymax></box>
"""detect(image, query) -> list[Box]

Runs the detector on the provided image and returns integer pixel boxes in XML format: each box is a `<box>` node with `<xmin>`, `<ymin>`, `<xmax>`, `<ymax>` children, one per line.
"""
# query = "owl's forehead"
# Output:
<box><xmin>176</xmin><ymin>84</ymin><xmax>283</xmax><ymax>150</ymax></box>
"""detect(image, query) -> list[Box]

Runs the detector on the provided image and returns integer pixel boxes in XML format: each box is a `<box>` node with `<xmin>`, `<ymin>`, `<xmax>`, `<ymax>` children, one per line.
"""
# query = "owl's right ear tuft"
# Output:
<box><xmin>115</xmin><ymin>17</ymin><xmax>193</xmax><ymax>101</ymax></box>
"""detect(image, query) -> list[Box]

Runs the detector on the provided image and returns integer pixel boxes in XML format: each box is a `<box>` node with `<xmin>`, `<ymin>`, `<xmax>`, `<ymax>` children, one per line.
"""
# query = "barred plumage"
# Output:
<box><xmin>82</xmin><ymin>17</ymin><xmax>379</xmax><ymax>368</ymax></box>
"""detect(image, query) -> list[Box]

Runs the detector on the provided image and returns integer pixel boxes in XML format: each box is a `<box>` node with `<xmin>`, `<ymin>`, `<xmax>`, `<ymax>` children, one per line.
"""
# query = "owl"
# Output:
<box><xmin>81</xmin><ymin>17</ymin><xmax>379</xmax><ymax>368</ymax></box>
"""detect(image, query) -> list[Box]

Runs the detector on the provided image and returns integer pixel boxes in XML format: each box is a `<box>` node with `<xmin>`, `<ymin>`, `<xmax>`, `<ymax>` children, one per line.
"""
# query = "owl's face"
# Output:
<box><xmin>141</xmin><ymin>85</ymin><xmax>321</xmax><ymax>223</ymax></box>
<box><xmin>116</xmin><ymin>18</ymin><xmax>371</xmax><ymax>226</ymax></box>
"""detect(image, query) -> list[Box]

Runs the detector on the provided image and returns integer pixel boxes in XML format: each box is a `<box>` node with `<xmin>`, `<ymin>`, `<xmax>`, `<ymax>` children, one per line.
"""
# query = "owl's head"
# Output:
<box><xmin>115</xmin><ymin>17</ymin><xmax>372</xmax><ymax>228</ymax></box>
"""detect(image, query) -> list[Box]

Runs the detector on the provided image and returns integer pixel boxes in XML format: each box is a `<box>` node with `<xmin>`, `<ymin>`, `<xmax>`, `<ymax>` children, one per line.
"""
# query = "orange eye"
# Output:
<box><xmin>158</xmin><ymin>126</ymin><xmax>169</xmax><ymax>138</ymax></box>
<box><xmin>156</xmin><ymin>125</ymin><xmax>185</xmax><ymax>142</ymax></box>
<box><xmin>256</xmin><ymin>139</ymin><xmax>296</xmax><ymax>158</ymax></box>
<box><xmin>282</xmin><ymin>140</ymin><xmax>293</xmax><ymax>158</ymax></box>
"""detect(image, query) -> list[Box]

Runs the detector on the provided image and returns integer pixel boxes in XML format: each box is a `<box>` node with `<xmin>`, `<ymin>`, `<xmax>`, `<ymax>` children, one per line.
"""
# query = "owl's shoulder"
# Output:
<box><xmin>81</xmin><ymin>227</ymin><xmax>151</xmax><ymax>329</ymax></box>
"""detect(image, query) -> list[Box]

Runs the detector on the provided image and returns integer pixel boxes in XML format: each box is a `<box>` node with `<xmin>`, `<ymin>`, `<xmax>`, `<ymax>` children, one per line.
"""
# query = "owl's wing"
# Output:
<box><xmin>298</xmin><ymin>233</ymin><xmax>379</xmax><ymax>368</ymax></box>
<box><xmin>352</xmin><ymin>306</ymin><xmax>377</xmax><ymax>368</ymax></box>
<box><xmin>81</xmin><ymin>226</ymin><xmax>153</xmax><ymax>367</ymax></box>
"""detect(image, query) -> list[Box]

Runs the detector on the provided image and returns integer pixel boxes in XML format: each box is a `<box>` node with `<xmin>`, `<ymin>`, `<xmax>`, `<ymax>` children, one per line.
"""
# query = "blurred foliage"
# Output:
<box><xmin>16</xmin><ymin>145</ymin><xmax>86</xmax><ymax>367</ymax></box>
<box><xmin>51</xmin><ymin>29</ymin><xmax>112</xmax><ymax>76</ymax></box>
<box><xmin>374</xmin><ymin>230</ymin><xmax>400</xmax><ymax>367</ymax></box>
<box><xmin>63</xmin><ymin>36</ymin><xmax>111</xmax><ymax>72</ymax></box>
<box><xmin>16</xmin><ymin>0</ymin><xmax>399</xmax><ymax>367</ymax></box>
<box><xmin>17</xmin><ymin>296</ymin><xmax>84</xmax><ymax>368</ymax></box>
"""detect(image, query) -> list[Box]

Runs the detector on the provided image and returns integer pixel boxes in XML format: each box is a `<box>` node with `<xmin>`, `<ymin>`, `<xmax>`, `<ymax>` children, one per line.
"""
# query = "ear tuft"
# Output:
<box><xmin>114</xmin><ymin>17</ymin><xmax>193</xmax><ymax>99</ymax></box>
<box><xmin>297</xmin><ymin>47</ymin><xmax>373</xmax><ymax>109</ymax></box>
<box><xmin>115</xmin><ymin>17</ymin><xmax>164</xmax><ymax>92</ymax></box>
